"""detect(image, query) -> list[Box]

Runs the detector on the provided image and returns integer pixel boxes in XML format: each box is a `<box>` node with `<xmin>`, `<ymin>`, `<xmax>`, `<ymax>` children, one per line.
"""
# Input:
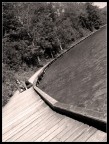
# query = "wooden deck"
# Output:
<box><xmin>2</xmin><ymin>87</ymin><xmax>107</xmax><ymax>142</ymax></box>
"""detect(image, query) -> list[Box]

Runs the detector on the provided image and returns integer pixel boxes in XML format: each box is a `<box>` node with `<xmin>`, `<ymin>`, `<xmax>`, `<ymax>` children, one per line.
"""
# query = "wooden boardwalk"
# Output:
<box><xmin>2</xmin><ymin>87</ymin><xmax>107</xmax><ymax>142</ymax></box>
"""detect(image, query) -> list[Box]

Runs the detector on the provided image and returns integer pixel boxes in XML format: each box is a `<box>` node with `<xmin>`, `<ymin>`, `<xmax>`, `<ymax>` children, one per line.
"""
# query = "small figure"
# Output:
<box><xmin>15</xmin><ymin>79</ymin><xmax>32</xmax><ymax>93</ymax></box>
<box><xmin>16</xmin><ymin>79</ymin><xmax>27</xmax><ymax>93</ymax></box>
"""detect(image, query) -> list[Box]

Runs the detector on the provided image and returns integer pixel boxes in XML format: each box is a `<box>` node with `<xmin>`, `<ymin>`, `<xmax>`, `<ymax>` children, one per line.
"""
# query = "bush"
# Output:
<box><xmin>2</xmin><ymin>64</ymin><xmax>17</xmax><ymax>106</ymax></box>
<box><xmin>3</xmin><ymin>39</ymin><xmax>29</xmax><ymax>70</ymax></box>
<box><xmin>94</xmin><ymin>22</ymin><xmax>100</xmax><ymax>29</ymax></box>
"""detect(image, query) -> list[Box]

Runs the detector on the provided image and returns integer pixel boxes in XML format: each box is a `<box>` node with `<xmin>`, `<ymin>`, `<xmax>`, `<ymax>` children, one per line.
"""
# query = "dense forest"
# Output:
<box><xmin>2</xmin><ymin>2</ymin><xmax>107</xmax><ymax>106</ymax></box>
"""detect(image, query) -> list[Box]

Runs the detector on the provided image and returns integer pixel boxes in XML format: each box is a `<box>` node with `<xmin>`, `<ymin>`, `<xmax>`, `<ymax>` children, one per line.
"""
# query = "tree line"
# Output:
<box><xmin>3</xmin><ymin>2</ymin><xmax>107</xmax><ymax>70</ymax></box>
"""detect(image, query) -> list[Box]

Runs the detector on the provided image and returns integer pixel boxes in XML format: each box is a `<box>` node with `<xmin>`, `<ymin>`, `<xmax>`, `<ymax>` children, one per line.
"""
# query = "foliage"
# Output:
<box><xmin>3</xmin><ymin>3</ymin><xmax>22</xmax><ymax>36</ymax></box>
<box><xmin>2</xmin><ymin>2</ymin><xmax>107</xmax><ymax>106</ymax></box>
<box><xmin>3</xmin><ymin>2</ymin><xmax>106</xmax><ymax>68</ymax></box>
<box><xmin>85</xmin><ymin>2</ymin><xmax>101</xmax><ymax>30</ymax></box>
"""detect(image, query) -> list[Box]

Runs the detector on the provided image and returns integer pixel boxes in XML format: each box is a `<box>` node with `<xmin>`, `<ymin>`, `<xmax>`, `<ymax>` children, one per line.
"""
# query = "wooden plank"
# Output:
<box><xmin>2</xmin><ymin>85</ymin><xmax>107</xmax><ymax>142</ymax></box>
<box><xmin>15</xmin><ymin>109</ymin><xmax>56</xmax><ymax>141</ymax></box>
<box><xmin>73</xmin><ymin>126</ymin><xmax>97</xmax><ymax>142</ymax></box>
<box><xmin>18</xmin><ymin>112</ymin><xmax>61</xmax><ymax>142</ymax></box>
<box><xmin>50</xmin><ymin>137</ymin><xmax>62</xmax><ymax>142</ymax></box>
<box><xmin>4</xmin><ymin>108</ymin><xmax>50</xmax><ymax>142</ymax></box>
<box><xmin>50</xmin><ymin>119</ymin><xmax>79</xmax><ymax>142</ymax></box>
<box><xmin>28</xmin><ymin>67</ymin><xmax>44</xmax><ymax>84</ymax></box>
<box><xmin>14</xmin><ymin>115</ymin><xmax>56</xmax><ymax>142</ymax></box>
<box><xmin>2</xmin><ymin>103</ymin><xmax>48</xmax><ymax>141</ymax></box>
<box><xmin>86</xmin><ymin>130</ymin><xmax>107</xmax><ymax>142</ymax></box>
<box><xmin>3</xmin><ymin>88</ymin><xmax>37</xmax><ymax>111</ymax></box>
<box><xmin>3</xmin><ymin>98</ymin><xmax>42</xmax><ymax>122</ymax></box>
<box><xmin>49</xmin><ymin>118</ymin><xmax>77</xmax><ymax>142</ymax></box>
<box><xmin>49</xmin><ymin>137</ymin><xmax>60</xmax><ymax>142</ymax></box>
<box><xmin>3</xmin><ymin>101</ymin><xmax>39</xmax><ymax>129</ymax></box>
<box><xmin>3</xmin><ymin>95</ymin><xmax>40</xmax><ymax>116</ymax></box>
<box><xmin>3</xmin><ymin>98</ymin><xmax>40</xmax><ymax>116</ymax></box>
<box><xmin>35</xmin><ymin>117</ymin><xmax>67</xmax><ymax>142</ymax></box>
<box><xmin>33</xmin><ymin>114</ymin><xmax>64</xmax><ymax>142</ymax></box>
<box><xmin>3</xmin><ymin>88</ymin><xmax>40</xmax><ymax>111</ymax></box>
<box><xmin>40</xmin><ymin>117</ymin><xmax>72</xmax><ymax>142</ymax></box>
<box><xmin>101</xmin><ymin>135</ymin><xmax>107</xmax><ymax>142</ymax></box>
<box><xmin>59</xmin><ymin>121</ymin><xmax>83</xmax><ymax>142</ymax></box>
<box><xmin>10</xmin><ymin>111</ymin><xmax>55</xmax><ymax>142</ymax></box>
<box><xmin>3</xmin><ymin>101</ymin><xmax>44</xmax><ymax>134</ymax></box>
<box><xmin>3</xmin><ymin>99</ymin><xmax>43</xmax><ymax>125</ymax></box>
<box><xmin>45</xmin><ymin>117</ymin><xmax>75</xmax><ymax>142</ymax></box>
<box><xmin>5</xmin><ymin>107</ymin><xmax>54</xmax><ymax>142</ymax></box>
<box><xmin>2</xmin><ymin>103</ymin><xmax>48</xmax><ymax>138</ymax></box>
<box><xmin>3</xmin><ymin>94</ymin><xmax>40</xmax><ymax>117</ymax></box>
<box><xmin>37</xmin><ymin>117</ymin><xmax>71</xmax><ymax>142</ymax></box>
<box><xmin>36</xmin><ymin>87</ymin><xmax>57</xmax><ymax>105</ymax></box>
<box><xmin>65</xmin><ymin>124</ymin><xmax>89</xmax><ymax>142</ymax></box>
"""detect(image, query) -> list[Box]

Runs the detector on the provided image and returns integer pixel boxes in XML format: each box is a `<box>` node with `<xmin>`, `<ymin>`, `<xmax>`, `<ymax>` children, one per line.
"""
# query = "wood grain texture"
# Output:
<box><xmin>2</xmin><ymin>86</ymin><xmax>107</xmax><ymax>142</ymax></box>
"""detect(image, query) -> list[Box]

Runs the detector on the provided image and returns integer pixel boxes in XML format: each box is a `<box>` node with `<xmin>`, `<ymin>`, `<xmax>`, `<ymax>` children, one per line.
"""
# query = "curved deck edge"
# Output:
<box><xmin>33</xmin><ymin>85</ymin><xmax>106</xmax><ymax>133</ymax></box>
<box><xmin>33</xmin><ymin>25</ymin><xmax>107</xmax><ymax>133</ymax></box>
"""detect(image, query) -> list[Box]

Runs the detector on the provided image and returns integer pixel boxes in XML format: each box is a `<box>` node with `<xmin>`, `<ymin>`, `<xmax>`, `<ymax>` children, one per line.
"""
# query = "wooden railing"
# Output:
<box><xmin>33</xmin><ymin>25</ymin><xmax>107</xmax><ymax>132</ymax></box>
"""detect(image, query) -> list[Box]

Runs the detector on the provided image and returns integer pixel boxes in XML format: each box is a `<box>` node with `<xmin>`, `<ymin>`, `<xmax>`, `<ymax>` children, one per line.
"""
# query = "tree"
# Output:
<box><xmin>85</xmin><ymin>2</ymin><xmax>101</xmax><ymax>30</ymax></box>
<box><xmin>3</xmin><ymin>2</ymin><xmax>105</xmax><ymax>70</ymax></box>
<box><xmin>3</xmin><ymin>39</ymin><xmax>27</xmax><ymax>70</ymax></box>
<box><xmin>3</xmin><ymin>3</ymin><xmax>22</xmax><ymax>36</ymax></box>
<box><xmin>30</xmin><ymin>2</ymin><xmax>61</xmax><ymax>58</ymax></box>
<box><xmin>99</xmin><ymin>6</ymin><xmax>107</xmax><ymax>25</ymax></box>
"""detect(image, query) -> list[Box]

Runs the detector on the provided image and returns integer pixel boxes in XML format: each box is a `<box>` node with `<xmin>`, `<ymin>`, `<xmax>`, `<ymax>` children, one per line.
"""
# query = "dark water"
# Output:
<box><xmin>39</xmin><ymin>26</ymin><xmax>107</xmax><ymax>119</ymax></box>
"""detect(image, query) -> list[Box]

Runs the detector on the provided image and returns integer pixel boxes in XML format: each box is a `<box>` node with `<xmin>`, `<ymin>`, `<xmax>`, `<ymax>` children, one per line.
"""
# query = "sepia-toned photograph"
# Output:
<box><xmin>2</xmin><ymin>2</ymin><xmax>107</xmax><ymax>142</ymax></box>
